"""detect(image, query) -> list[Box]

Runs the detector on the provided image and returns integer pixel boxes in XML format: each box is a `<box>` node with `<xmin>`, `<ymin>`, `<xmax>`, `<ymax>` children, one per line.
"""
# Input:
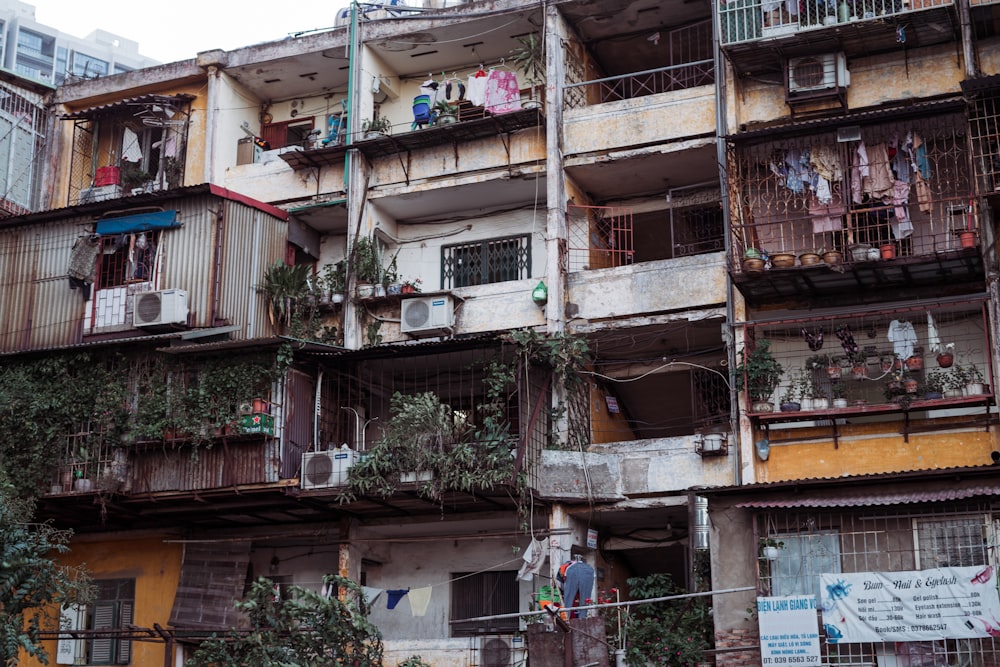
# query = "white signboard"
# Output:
<box><xmin>758</xmin><ymin>595</ymin><xmax>822</xmax><ymax>667</ymax></box>
<box><xmin>820</xmin><ymin>566</ymin><xmax>1000</xmax><ymax>643</ymax></box>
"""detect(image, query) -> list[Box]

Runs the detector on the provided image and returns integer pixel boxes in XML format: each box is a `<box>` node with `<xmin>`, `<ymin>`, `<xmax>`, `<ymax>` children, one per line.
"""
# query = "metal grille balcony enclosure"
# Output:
<box><xmin>567</xmin><ymin>205</ymin><xmax>634</xmax><ymax>272</ymax></box>
<box><xmin>441</xmin><ymin>234</ymin><xmax>531</xmax><ymax>289</ymax></box>
<box><xmin>969</xmin><ymin>92</ymin><xmax>1000</xmax><ymax>194</ymax></box>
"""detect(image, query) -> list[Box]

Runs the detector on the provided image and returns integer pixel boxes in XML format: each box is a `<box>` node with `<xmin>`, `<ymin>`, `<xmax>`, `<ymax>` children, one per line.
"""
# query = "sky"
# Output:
<box><xmin>32</xmin><ymin>0</ymin><xmax>342</xmax><ymax>64</ymax></box>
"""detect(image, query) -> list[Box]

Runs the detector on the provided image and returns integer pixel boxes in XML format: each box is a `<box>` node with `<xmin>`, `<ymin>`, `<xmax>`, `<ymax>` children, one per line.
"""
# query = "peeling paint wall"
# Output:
<box><xmin>756</xmin><ymin>422</ymin><xmax>997</xmax><ymax>481</ymax></box>
<box><xmin>564</xmin><ymin>87</ymin><xmax>716</xmax><ymax>155</ymax></box>
<box><xmin>567</xmin><ymin>253</ymin><xmax>728</xmax><ymax>321</ymax></box>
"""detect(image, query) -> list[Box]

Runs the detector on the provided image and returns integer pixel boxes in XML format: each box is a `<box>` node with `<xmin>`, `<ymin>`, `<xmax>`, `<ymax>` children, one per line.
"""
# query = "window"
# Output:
<box><xmin>915</xmin><ymin>516</ymin><xmax>989</xmax><ymax>569</ymax></box>
<box><xmin>450</xmin><ymin>570</ymin><xmax>519</xmax><ymax>636</ymax></box>
<box><xmin>97</xmin><ymin>231</ymin><xmax>159</xmax><ymax>289</ymax></box>
<box><xmin>73</xmin><ymin>53</ymin><xmax>109</xmax><ymax>78</ymax></box>
<box><xmin>260</xmin><ymin>118</ymin><xmax>315</xmax><ymax>150</ymax></box>
<box><xmin>88</xmin><ymin>578</ymin><xmax>134</xmax><ymax>665</ymax></box>
<box><xmin>768</xmin><ymin>530</ymin><xmax>841</xmax><ymax>599</ymax></box>
<box><xmin>442</xmin><ymin>234</ymin><xmax>531</xmax><ymax>288</ymax></box>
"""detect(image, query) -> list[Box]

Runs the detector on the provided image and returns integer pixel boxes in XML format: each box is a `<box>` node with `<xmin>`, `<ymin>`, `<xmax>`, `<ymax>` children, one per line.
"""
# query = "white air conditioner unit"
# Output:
<box><xmin>301</xmin><ymin>447</ymin><xmax>356</xmax><ymax>489</ymax></box>
<box><xmin>133</xmin><ymin>289</ymin><xmax>189</xmax><ymax>327</ymax></box>
<box><xmin>480</xmin><ymin>636</ymin><xmax>514</xmax><ymax>667</ymax></box>
<box><xmin>400</xmin><ymin>295</ymin><xmax>454</xmax><ymax>336</ymax></box>
<box><xmin>787</xmin><ymin>53</ymin><xmax>849</xmax><ymax>94</ymax></box>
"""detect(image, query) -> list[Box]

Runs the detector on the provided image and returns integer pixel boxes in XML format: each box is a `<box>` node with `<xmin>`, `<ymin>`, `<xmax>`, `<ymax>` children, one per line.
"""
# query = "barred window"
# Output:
<box><xmin>442</xmin><ymin>235</ymin><xmax>531</xmax><ymax>289</ymax></box>
<box><xmin>450</xmin><ymin>570</ymin><xmax>519</xmax><ymax>636</ymax></box>
<box><xmin>97</xmin><ymin>231</ymin><xmax>158</xmax><ymax>288</ymax></box>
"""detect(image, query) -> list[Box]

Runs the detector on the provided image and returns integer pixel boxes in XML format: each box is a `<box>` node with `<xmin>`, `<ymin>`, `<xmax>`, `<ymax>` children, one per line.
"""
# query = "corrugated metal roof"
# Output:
<box><xmin>728</xmin><ymin>96</ymin><xmax>965</xmax><ymax>142</ymax></box>
<box><xmin>735</xmin><ymin>485</ymin><xmax>1000</xmax><ymax>508</ymax></box>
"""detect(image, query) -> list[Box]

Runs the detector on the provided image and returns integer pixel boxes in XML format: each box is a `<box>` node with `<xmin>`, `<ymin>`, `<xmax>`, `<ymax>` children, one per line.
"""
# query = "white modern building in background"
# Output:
<box><xmin>0</xmin><ymin>0</ymin><xmax>157</xmax><ymax>85</ymax></box>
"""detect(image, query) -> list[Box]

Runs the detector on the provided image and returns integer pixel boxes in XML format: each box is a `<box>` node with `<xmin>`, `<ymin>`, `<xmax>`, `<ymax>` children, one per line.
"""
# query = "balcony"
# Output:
<box><xmin>719</xmin><ymin>0</ymin><xmax>957</xmax><ymax>76</ymax></box>
<box><xmin>727</xmin><ymin>110</ymin><xmax>984</xmax><ymax>306</ymax></box>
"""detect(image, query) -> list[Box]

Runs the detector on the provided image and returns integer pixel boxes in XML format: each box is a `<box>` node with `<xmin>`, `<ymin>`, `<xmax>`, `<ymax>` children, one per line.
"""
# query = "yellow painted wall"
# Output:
<box><xmin>755</xmin><ymin>420</ymin><xmax>998</xmax><ymax>482</ymax></box>
<box><xmin>590</xmin><ymin>380</ymin><xmax>636</xmax><ymax>443</ymax></box>
<box><xmin>22</xmin><ymin>535</ymin><xmax>184</xmax><ymax>667</ymax></box>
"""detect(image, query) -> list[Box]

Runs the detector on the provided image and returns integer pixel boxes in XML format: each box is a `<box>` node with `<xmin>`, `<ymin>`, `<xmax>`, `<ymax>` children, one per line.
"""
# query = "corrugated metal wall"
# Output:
<box><xmin>127</xmin><ymin>439</ymin><xmax>269</xmax><ymax>493</ymax></box>
<box><xmin>0</xmin><ymin>192</ymin><xmax>288</xmax><ymax>353</ymax></box>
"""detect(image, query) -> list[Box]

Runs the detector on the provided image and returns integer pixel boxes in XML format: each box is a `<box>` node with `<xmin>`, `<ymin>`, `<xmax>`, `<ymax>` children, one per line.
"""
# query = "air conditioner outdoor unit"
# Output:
<box><xmin>787</xmin><ymin>53</ymin><xmax>849</xmax><ymax>94</ymax></box>
<box><xmin>400</xmin><ymin>295</ymin><xmax>454</xmax><ymax>336</ymax></box>
<box><xmin>133</xmin><ymin>289</ymin><xmax>189</xmax><ymax>327</ymax></box>
<box><xmin>480</xmin><ymin>636</ymin><xmax>513</xmax><ymax>667</ymax></box>
<box><xmin>301</xmin><ymin>447</ymin><xmax>356</xmax><ymax>490</ymax></box>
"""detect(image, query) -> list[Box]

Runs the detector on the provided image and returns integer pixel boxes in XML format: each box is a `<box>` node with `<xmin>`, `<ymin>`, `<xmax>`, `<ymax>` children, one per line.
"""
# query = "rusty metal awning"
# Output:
<box><xmin>735</xmin><ymin>485</ymin><xmax>1000</xmax><ymax>508</ymax></box>
<box><xmin>60</xmin><ymin>94</ymin><xmax>196</xmax><ymax>120</ymax></box>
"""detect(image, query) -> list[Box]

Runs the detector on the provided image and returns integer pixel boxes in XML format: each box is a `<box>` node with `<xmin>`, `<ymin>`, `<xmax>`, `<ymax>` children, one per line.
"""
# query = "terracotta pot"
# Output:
<box><xmin>880</xmin><ymin>243</ymin><xmax>896</xmax><ymax>259</ymax></box>
<box><xmin>822</xmin><ymin>250</ymin><xmax>843</xmax><ymax>266</ymax></box>
<box><xmin>743</xmin><ymin>258</ymin><xmax>765</xmax><ymax>274</ymax></box>
<box><xmin>958</xmin><ymin>230</ymin><xmax>977</xmax><ymax>249</ymax></box>
<box><xmin>851</xmin><ymin>365</ymin><xmax>868</xmax><ymax>380</ymax></box>
<box><xmin>771</xmin><ymin>253</ymin><xmax>796</xmax><ymax>268</ymax></box>
<box><xmin>799</xmin><ymin>253</ymin><xmax>822</xmax><ymax>266</ymax></box>
<box><xmin>904</xmin><ymin>379</ymin><xmax>919</xmax><ymax>394</ymax></box>
<box><xmin>936</xmin><ymin>353</ymin><xmax>954</xmax><ymax>368</ymax></box>
<box><xmin>826</xmin><ymin>365</ymin><xmax>842</xmax><ymax>379</ymax></box>
<box><xmin>401</xmin><ymin>284</ymin><xmax>417</xmax><ymax>294</ymax></box>
<box><xmin>905</xmin><ymin>356</ymin><xmax>923</xmax><ymax>371</ymax></box>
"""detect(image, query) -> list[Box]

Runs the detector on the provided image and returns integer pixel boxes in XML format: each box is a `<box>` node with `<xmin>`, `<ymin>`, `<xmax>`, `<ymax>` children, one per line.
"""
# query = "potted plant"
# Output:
<box><xmin>260</xmin><ymin>261</ymin><xmax>312</xmax><ymax>332</ymax></box>
<box><xmin>742</xmin><ymin>248</ymin><xmax>765</xmax><ymax>273</ymax></box>
<box><xmin>362</xmin><ymin>115</ymin><xmax>392</xmax><ymax>139</ymax></box>
<box><xmin>943</xmin><ymin>366</ymin><xmax>967</xmax><ymax>398</ymax></box>
<box><xmin>352</xmin><ymin>235</ymin><xmax>386</xmax><ymax>298</ymax></box>
<box><xmin>432</xmin><ymin>100</ymin><xmax>459</xmax><ymax>125</ymax></box>
<box><xmin>770</xmin><ymin>251</ymin><xmax>795</xmax><ymax>268</ymax></box>
<box><xmin>735</xmin><ymin>339</ymin><xmax>784</xmax><ymax>413</ymax></box>
<box><xmin>831</xmin><ymin>381</ymin><xmax>848</xmax><ymax>408</ymax></box>
<box><xmin>509</xmin><ymin>31</ymin><xmax>545</xmax><ymax>109</ymax></box>
<box><xmin>923</xmin><ymin>369</ymin><xmax>947</xmax><ymax>399</ymax></box>
<box><xmin>400</xmin><ymin>277</ymin><xmax>422</xmax><ymax>294</ymax></box>
<box><xmin>936</xmin><ymin>343</ymin><xmax>955</xmax><ymax>368</ymax></box>
<box><xmin>778</xmin><ymin>371</ymin><xmax>804</xmax><ymax>412</ymax></box>
<box><xmin>820</xmin><ymin>247</ymin><xmax>843</xmax><ymax>266</ymax></box>
<box><xmin>799</xmin><ymin>250</ymin><xmax>822</xmax><ymax>265</ymax></box>
<box><xmin>321</xmin><ymin>260</ymin><xmax>347</xmax><ymax>304</ymax></box>
<box><xmin>759</xmin><ymin>537</ymin><xmax>785</xmax><ymax>561</ymax></box>
<box><xmin>963</xmin><ymin>364</ymin><xmax>986</xmax><ymax>395</ymax></box>
<box><xmin>905</xmin><ymin>346</ymin><xmax>924</xmax><ymax>371</ymax></box>
<box><xmin>849</xmin><ymin>352</ymin><xmax>868</xmax><ymax>380</ymax></box>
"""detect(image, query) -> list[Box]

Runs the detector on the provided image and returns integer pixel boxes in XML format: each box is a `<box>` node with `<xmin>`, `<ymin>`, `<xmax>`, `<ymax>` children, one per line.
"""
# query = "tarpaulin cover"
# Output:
<box><xmin>96</xmin><ymin>210</ymin><xmax>179</xmax><ymax>235</ymax></box>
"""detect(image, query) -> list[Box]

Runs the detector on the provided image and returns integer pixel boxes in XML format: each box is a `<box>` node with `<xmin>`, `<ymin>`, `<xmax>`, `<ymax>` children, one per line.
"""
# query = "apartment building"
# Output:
<box><xmin>2</xmin><ymin>0</ymin><xmax>731</xmax><ymax>665</ymax></box>
<box><xmin>707</xmin><ymin>0</ymin><xmax>1000</xmax><ymax>662</ymax></box>
<box><xmin>0</xmin><ymin>0</ymin><xmax>158</xmax><ymax>85</ymax></box>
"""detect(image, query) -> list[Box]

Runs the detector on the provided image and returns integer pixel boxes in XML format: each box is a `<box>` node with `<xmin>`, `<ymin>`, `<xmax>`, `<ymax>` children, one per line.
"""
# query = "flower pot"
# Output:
<box><xmin>833</xmin><ymin>398</ymin><xmax>848</xmax><ymax>408</ymax></box>
<box><xmin>904</xmin><ymin>378</ymin><xmax>919</xmax><ymax>394</ymax></box>
<box><xmin>751</xmin><ymin>400</ymin><xmax>774</xmax><ymax>413</ymax></box>
<box><xmin>521</xmin><ymin>99</ymin><xmax>543</xmax><ymax>110</ymax></box>
<box><xmin>762</xmin><ymin>546</ymin><xmax>781</xmax><ymax>560</ymax></box>
<box><xmin>780</xmin><ymin>401</ymin><xmax>801</xmax><ymax>412</ymax></box>
<box><xmin>401</xmin><ymin>284</ymin><xmax>417</xmax><ymax>294</ymax></box>
<box><xmin>331</xmin><ymin>293</ymin><xmax>345</xmax><ymax>305</ymax></box>
<box><xmin>851</xmin><ymin>365</ymin><xmax>868</xmax><ymax>381</ymax></box>
<box><xmin>849</xmin><ymin>243</ymin><xmax>872</xmax><ymax>261</ymax></box>
<box><xmin>435</xmin><ymin>113</ymin><xmax>458</xmax><ymax>125</ymax></box>
<box><xmin>880</xmin><ymin>243</ymin><xmax>896</xmax><ymax>259</ymax></box>
<box><xmin>924</xmin><ymin>391</ymin><xmax>943</xmax><ymax>400</ymax></box>
<box><xmin>770</xmin><ymin>252</ymin><xmax>795</xmax><ymax>268</ymax></box>
<box><xmin>822</xmin><ymin>250</ymin><xmax>843</xmax><ymax>266</ymax></box>
<box><xmin>252</xmin><ymin>398</ymin><xmax>270</xmax><ymax>414</ymax></box>
<box><xmin>812</xmin><ymin>397</ymin><xmax>830</xmax><ymax>409</ymax></box>
<box><xmin>73</xmin><ymin>478</ymin><xmax>93</xmax><ymax>493</ymax></box>
<box><xmin>742</xmin><ymin>257</ymin><xmax>765</xmax><ymax>274</ymax></box>
<box><xmin>386</xmin><ymin>283</ymin><xmax>402</xmax><ymax>296</ymax></box>
<box><xmin>905</xmin><ymin>356</ymin><xmax>923</xmax><ymax>371</ymax></box>
<box><xmin>825</xmin><ymin>365</ymin><xmax>842</xmax><ymax>379</ymax></box>
<box><xmin>356</xmin><ymin>284</ymin><xmax>375</xmax><ymax>298</ymax></box>
<box><xmin>373</xmin><ymin>284</ymin><xmax>386</xmax><ymax>298</ymax></box>
<box><xmin>799</xmin><ymin>252</ymin><xmax>822</xmax><ymax>266</ymax></box>
<box><xmin>945</xmin><ymin>388</ymin><xmax>964</xmax><ymax>398</ymax></box>
<box><xmin>957</xmin><ymin>230</ymin><xmax>977</xmax><ymax>249</ymax></box>
<box><xmin>800</xmin><ymin>397</ymin><xmax>814</xmax><ymax>410</ymax></box>
<box><xmin>50</xmin><ymin>484</ymin><xmax>64</xmax><ymax>495</ymax></box>
<box><xmin>936</xmin><ymin>352</ymin><xmax>954</xmax><ymax>368</ymax></box>
<box><xmin>966</xmin><ymin>382</ymin><xmax>986</xmax><ymax>395</ymax></box>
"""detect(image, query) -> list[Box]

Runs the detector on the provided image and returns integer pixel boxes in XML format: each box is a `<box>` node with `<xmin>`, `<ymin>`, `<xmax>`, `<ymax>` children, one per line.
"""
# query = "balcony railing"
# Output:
<box><xmin>565</xmin><ymin>60</ymin><xmax>715</xmax><ymax>109</ymax></box>
<box><xmin>567</xmin><ymin>205</ymin><xmax>634</xmax><ymax>271</ymax></box>
<box><xmin>720</xmin><ymin>0</ymin><xmax>951</xmax><ymax>44</ymax></box>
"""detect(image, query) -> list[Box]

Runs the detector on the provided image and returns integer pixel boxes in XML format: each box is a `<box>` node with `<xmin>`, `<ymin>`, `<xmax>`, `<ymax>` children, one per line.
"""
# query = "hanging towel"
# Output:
<box><xmin>517</xmin><ymin>537</ymin><xmax>547</xmax><ymax>581</ymax></box>
<box><xmin>408</xmin><ymin>586</ymin><xmax>433</xmax><ymax>617</ymax></box>
<box><xmin>467</xmin><ymin>73</ymin><xmax>488</xmax><ymax>106</ymax></box>
<box><xmin>362</xmin><ymin>586</ymin><xmax>384</xmax><ymax>606</ymax></box>
<box><xmin>122</xmin><ymin>127</ymin><xmax>143</xmax><ymax>162</ymax></box>
<box><xmin>927</xmin><ymin>312</ymin><xmax>941</xmax><ymax>354</ymax></box>
<box><xmin>386</xmin><ymin>589</ymin><xmax>408</xmax><ymax>610</ymax></box>
<box><xmin>484</xmin><ymin>69</ymin><xmax>521</xmax><ymax>114</ymax></box>
<box><xmin>68</xmin><ymin>236</ymin><xmax>100</xmax><ymax>282</ymax></box>
<box><xmin>887</xmin><ymin>319</ymin><xmax>917</xmax><ymax>360</ymax></box>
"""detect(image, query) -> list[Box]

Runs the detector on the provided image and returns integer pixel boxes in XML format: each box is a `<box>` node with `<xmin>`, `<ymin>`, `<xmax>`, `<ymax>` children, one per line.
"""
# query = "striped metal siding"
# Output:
<box><xmin>0</xmin><ymin>216</ymin><xmax>98</xmax><ymax>352</ymax></box>
<box><xmin>127</xmin><ymin>440</ymin><xmax>269</xmax><ymax>493</ymax></box>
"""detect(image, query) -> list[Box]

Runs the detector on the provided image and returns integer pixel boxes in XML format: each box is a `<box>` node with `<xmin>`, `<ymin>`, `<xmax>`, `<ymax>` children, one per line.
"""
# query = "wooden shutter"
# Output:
<box><xmin>90</xmin><ymin>602</ymin><xmax>116</xmax><ymax>664</ymax></box>
<box><xmin>116</xmin><ymin>600</ymin><xmax>133</xmax><ymax>664</ymax></box>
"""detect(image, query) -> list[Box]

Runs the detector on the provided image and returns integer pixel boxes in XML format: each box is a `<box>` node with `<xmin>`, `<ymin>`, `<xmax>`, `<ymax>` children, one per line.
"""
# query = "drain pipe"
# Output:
<box><xmin>713</xmin><ymin>0</ymin><xmax>742</xmax><ymax>487</ymax></box>
<box><xmin>959</xmin><ymin>0</ymin><xmax>978</xmax><ymax>78</ymax></box>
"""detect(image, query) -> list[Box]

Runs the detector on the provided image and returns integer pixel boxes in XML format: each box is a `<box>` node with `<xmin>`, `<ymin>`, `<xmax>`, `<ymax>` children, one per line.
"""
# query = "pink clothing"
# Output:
<box><xmin>484</xmin><ymin>69</ymin><xmax>521</xmax><ymax>114</ymax></box>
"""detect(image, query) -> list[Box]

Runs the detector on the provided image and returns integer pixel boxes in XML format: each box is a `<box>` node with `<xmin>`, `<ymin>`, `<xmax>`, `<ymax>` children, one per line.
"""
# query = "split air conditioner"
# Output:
<box><xmin>133</xmin><ymin>289</ymin><xmax>188</xmax><ymax>328</ymax></box>
<box><xmin>787</xmin><ymin>53</ymin><xmax>849</xmax><ymax>94</ymax></box>
<box><xmin>400</xmin><ymin>295</ymin><xmax>454</xmax><ymax>336</ymax></box>
<box><xmin>301</xmin><ymin>447</ymin><xmax>356</xmax><ymax>490</ymax></box>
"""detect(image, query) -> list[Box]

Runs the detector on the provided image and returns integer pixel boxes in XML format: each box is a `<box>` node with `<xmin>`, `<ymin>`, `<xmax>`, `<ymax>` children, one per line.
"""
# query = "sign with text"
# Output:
<box><xmin>758</xmin><ymin>595</ymin><xmax>822</xmax><ymax>667</ymax></box>
<box><xmin>820</xmin><ymin>566</ymin><xmax>1000</xmax><ymax>643</ymax></box>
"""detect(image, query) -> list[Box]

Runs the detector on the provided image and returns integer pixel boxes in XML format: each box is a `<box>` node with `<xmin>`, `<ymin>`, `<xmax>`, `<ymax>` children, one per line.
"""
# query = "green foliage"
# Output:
<box><xmin>362</xmin><ymin>116</ymin><xmax>392</xmax><ymax>135</ymax></box>
<box><xmin>735</xmin><ymin>340</ymin><xmax>783</xmax><ymax>401</ymax></box>
<box><xmin>509</xmin><ymin>32</ymin><xmax>545</xmax><ymax>85</ymax></box>
<box><xmin>0</xmin><ymin>352</ymin><xmax>128</xmax><ymax>498</ymax></box>
<box><xmin>260</xmin><ymin>261</ymin><xmax>313</xmax><ymax>332</ymax></box>
<box><xmin>0</xmin><ymin>486</ymin><xmax>92</xmax><ymax>665</ymax></box>
<box><xmin>352</xmin><ymin>235</ymin><xmax>388</xmax><ymax>286</ymax></box>
<box><xmin>397</xmin><ymin>656</ymin><xmax>431</xmax><ymax>667</ymax></box>
<box><xmin>185</xmin><ymin>575</ymin><xmax>383</xmax><ymax>667</ymax></box>
<box><xmin>341</xmin><ymin>390</ymin><xmax>517</xmax><ymax>505</ymax></box>
<box><xmin>620</xmin><ymin>573</ymin><xmax>713</xmax><ymax>667</ymax></box>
